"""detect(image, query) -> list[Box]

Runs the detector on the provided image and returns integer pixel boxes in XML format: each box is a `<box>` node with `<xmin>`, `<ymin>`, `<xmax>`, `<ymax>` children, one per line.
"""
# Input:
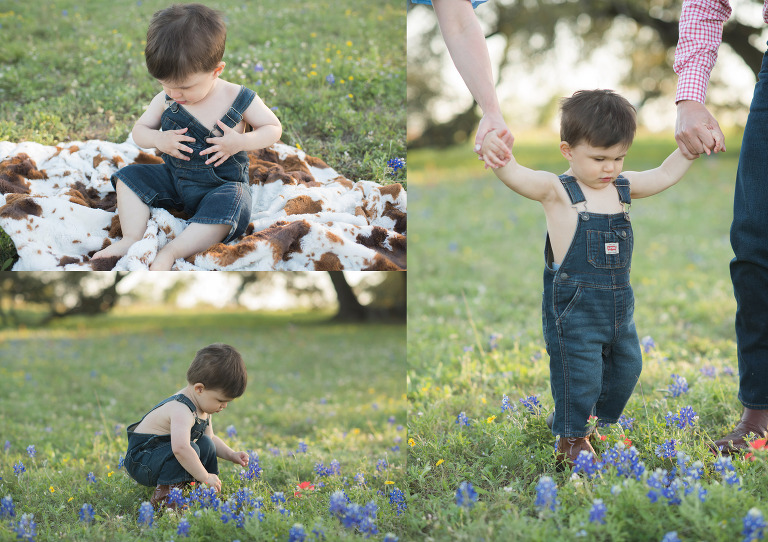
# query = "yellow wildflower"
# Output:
<box><xmin>408</xmin><ymin>438</ymin><xmax>415</xmax><ymax>447</ymax></box>
<box><xmin>436</xmin><ymin>459</ymin><xmax>444</xmax><ymax>467</ymax></box>
<box><xmin>486</xmin><ymin>415</ymin><xmax>496</xmax><ymax>424</ymax></box>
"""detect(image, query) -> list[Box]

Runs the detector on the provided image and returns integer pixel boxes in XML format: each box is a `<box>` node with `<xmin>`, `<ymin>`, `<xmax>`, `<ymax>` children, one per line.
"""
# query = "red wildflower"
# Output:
<box><xmin>294</xmin><ymin>481</ymin><xmax>315</xmax><ymax>498</ymax></box>
<box><xmin>746</xmin><ymin>438</ymin><xmax>767</xmax><ymax>461</ymax></box>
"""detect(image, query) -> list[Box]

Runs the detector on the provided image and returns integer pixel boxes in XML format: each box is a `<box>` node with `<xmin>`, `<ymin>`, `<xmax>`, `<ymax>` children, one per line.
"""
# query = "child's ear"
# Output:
<box><xmin>213</xmin><ymin>62</ymin><xmax>226</xmax><ymax>78</ymax></box>
<box><xmin>559</xmin><ymin>141</ymin><xmax>573</xmax><ymax>160</ymax></box>
<box><xmin>193</xmin><ymin>383</ymin><xmax>205</xmax><ymax>394</ymax></box>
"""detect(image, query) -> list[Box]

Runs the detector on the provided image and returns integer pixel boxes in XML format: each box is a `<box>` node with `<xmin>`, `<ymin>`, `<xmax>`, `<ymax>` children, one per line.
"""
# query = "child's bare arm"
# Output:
<box><xmin>482</xmin><ymin>131</ymin><xmax>559</xmax><ymax>203</ymax></box>
<box><xmin>201</xmin><ymin>95</ymin><xmax>282</xmax><ymax>167</ymax></box>
<box><xmin>132</xmin><ymin>92</ymin><xmax>196</xmax><ymax>161</ymax></box>
<box><xmin>169</xmin><ymin>406</ymin><xmax>220</xmax><ymax>491</ymax></box>
<box><xmin>206</xmin><ymin>420</ymin><xmax>249</xmax><ymax>467</ymax></box>
<box><xmin>624</xmin><ymin>148</ymin><xmax>695</xmax><ymax>199</ymax></box>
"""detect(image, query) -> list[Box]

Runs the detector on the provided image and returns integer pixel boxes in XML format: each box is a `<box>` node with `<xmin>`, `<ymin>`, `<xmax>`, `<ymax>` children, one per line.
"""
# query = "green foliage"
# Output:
<box><xmin>0</xmin><ymin>311</ymin><xmax>406</xmax><ymax>540</ymax></box>
<box><xmin>0</xmin><ymin>0</ymin><xmax>405</xmax><ymax>183</ymax></box>
<box><xmin>406</xmin><ymin>137</ymin><xmax>766</xmax><ymax>540</ymax></box>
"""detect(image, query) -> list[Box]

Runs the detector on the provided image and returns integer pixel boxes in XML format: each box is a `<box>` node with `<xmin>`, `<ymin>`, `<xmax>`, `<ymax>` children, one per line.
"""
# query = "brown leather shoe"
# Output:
<box><xmin>556</xmin><ymin>436</ymin><xmax>597</xmax><ymax>471</ymax></box>
<box><xmin>150</xmin><ymin>482</ymin><xmax>188</xmax><ymax>510</ymax></box>
<box><xmin>547</xmin><ymin>412</ymin><xmax>601</xmax><ymax>440</ymax></box>
<box><xmin>712</xmin><ymin>408</ymin><xmax>768</xmax><ymax>455</ymax></box>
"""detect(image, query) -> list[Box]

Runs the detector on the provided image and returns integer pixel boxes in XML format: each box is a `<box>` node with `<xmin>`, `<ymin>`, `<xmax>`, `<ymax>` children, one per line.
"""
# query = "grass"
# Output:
<box><xmin>405</xmin><ymin>133</ymin><xmax>768</xmax><ymax>540</ymax></box>
<box><xmin>0</xmin><ymin>0</ymin><xmax>406</xmax><ymax>184</ymax></box>
<box><xmin>0</xmin><ymin>309</ymin><xmax>407</xmax><ymax>541</ymax></box>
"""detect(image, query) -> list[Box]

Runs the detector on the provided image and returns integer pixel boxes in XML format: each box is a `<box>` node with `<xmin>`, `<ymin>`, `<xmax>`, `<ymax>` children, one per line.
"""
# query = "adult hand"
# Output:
<box><xmin>675</xmin><ymin>100</ymin><xmax>725</xmax><ymax>159</ymax></box>
<box><xmin>474</xmin><ymin>111</ymin><xmax>514</xmax><ymax>168</ymax></box>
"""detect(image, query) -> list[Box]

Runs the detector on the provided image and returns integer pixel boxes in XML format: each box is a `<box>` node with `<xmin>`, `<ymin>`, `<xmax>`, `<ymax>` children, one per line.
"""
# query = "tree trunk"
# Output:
<box><xmin>328</xmin><ymin>272</ymin><xmax>368</xmax><ymax>322</ymax></box>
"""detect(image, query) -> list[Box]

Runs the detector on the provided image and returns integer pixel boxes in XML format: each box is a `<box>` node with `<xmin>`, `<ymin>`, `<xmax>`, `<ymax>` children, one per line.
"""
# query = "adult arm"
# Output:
<box><xmin>432</xmin><ymin>0</ymin><xmax>514</xmax><ymax>160</ymax></box>
<box><xmin>673</xmin><ymin>0</ymin><xmax>731</xmax><ymax>158</ymax></box>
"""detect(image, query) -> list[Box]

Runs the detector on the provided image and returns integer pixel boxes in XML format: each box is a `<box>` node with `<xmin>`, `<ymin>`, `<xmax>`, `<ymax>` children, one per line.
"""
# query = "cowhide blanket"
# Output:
<box><xmin>0</xmin><ymin>139</ymin><xmax>406</xmax><ymax>270</ymax></box>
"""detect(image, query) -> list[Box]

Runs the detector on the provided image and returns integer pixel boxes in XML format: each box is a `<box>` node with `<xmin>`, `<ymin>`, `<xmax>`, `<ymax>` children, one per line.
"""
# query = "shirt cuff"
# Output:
<box><xmin>675</xmin><ymin>68</ymin><xmax>709</xmax><ymax>104</ymax></box>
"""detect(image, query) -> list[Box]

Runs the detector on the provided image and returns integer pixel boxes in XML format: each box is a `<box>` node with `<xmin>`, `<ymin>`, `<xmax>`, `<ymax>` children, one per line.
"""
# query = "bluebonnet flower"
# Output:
<box><xmin>86</xmin><ymin>472</ymin><xmax>96</xmax><ymax>483</ymax></box>
<box><xmin>376</xmin><ymin>459</ymin><xmax>388</xmax><ymax>472</ymax></box>
<box><xmin>189</xmin><ymin>485</ymin><xmax>220</xmax><ymax>510</ymax></box>
<box><xmin>573</xmin><ymin>451</ymin><xmax>598</xmax><ymax>478</ymax></box>
<box><xmin>330</xmin><ymin>459</ymin><xmax>341</xmax><ymax>475</ymax></box>
<box><xmin>700</xmin><ymin>365</ymin><xmax>717</xmax><ymax>378</ymax></box>
<box><xmin>312</xmin><ymin>524</ymin><xmax>326</xmax><ymax>540</ymax></box>
<box><xmin>329</xmin><ymin>490</ymin><xmax>349</xmax><ymax>518</ymax></box>
<box><xmin>383</xmin><ymin>535</ymin><xmax>399</xmax><ymax>542</ymax></box>
<box><xmin>325</xmin><ymin>74</ymin><xmax>335</xmax><ymax>85</ymax></box>
<box><xmin>743</xmin><ymin>508</ymin><xmax>766</xmax><ymax>542</ymax></box>
<box><xmin>667</xmin><ymin>374</ymin><xmax>689</xmax><ymax>397</ymax></box>
<box><xmin>640</xmin><ymin>335</ymin><xmax>655</xmax><ymax>353</ymax></box>
<box><xmin>455</xmin><ymin>481</ymin><xmax>478</xmax><ymax>509</ymax></box>
<box><xmin>289</xmin><ymin>524</ymin><xmax>307</xmax><ymax>542</ymax></box>
<box><xmin>176</xmin><ymin>517</ymin><xmax>190</xmax><ymax>537</ymax></box>
<box><xmin>388</xmin><ymin>487</ymin><xmax>407</xmax><ymax>516</ymax></box>
<box><xmin>387</xmin><ymin>157</ymin><xmax>405</xmax><ymax>176</ymax></box>
<box><xmin>118</xmin><ymin>455</ymin><xmax>125</xmax><ymax>469</ymax></box>
<box><xmin>665</xmin><ymin>406</ymin><xmax>697</xmax><ymax>429</ymax></box>
<box><xmin>4</xmin><ymin>440</ymin><xmax>10</xmax><ymax>452</ymax></box>
<box><xmin>463</xmin><ymin>345</ymin><xmax>473</xmax><ymax>353</ymax></box>
<box><xmin>456</xmin><ymin>412</ymin><xmax>470</xmax><ymax>427</ymax></box>
<box><xmin>14</xmin><ymin>513</ymin><xmax>36</xmax><ymax>540</ymax></box>
<box><xmin>534</xmin><ymin>476</ymin><xmax>558</xmax><ymax>512</ymax></box>
<box><xmin>239</xmin><ymin>450</ymin><xmax>262</xmax><ymax>481</ymax></box>
<box><xmin>1</xmin><ymin>495</ymin><xmax>15</xmax><ymax>519</ymax></box>
<box><xmin>501</xmin><ymin>394</ymin><xmax>513</xmax><ymax>413</ymax></box>
<box><xmin>655</xmin><ymin>439</ymin><xmax>677</xmax><ymax>459</ymax></box>
<box><xmin>13</xmin><ymin>461</ymin><xmax>25</xmax><ymax>476</ymax></box>
<box><xmin>26</xmin><ymin>445</ymin><xmax>36</xmax><ymax>458</ymax></box>
<box><xmin>661</xmin><ymin>532</ymin><xmax>681</xmax><ymax>542</ymax></box>
<box><xmin>488</xmin><ymin>333</ymin><xmax>501</xmax><ymax>351</ymax></box>
<box><xmin>354</xmin><ymin>473</ymin><xmax>366</xmax><ymax>486</ymax></box>
<box><xmin>617</xmin><ymin>414</ymin><xmax>635</xmax><ymax>431</ymax></box>
<box><xmin>297</xmin><ymin>441</ymin><xmax>308</xmax><ymax>453</ymax></box>
<box><xmin>589</xmin><ymin>499</ymin><xmax>606</xmax><ymax>524</ymax></box>
<box><xmin>226</xmin><ymin>425</ymin><xmax>237</xmax><ymax>438</ymax></box>
<box><xmin>79</xmin><ymin>503</ymin><xmax>94</xmax><ymax>524</ymax></box>
<box><xmin>271</xmin><ymin>492</ymin><xmax>286</xmax><ymax>505</ymax></box>
<box><xmin>519</xmin><ymin>395</ymin><xmax>541</xmax><ymax>414</ymax></box>
<box><xmin>166</xmin><ymin>487</ymin><xmax>186</xmax><ymax>509</ymax></box>
<box><xmin>599</xmin><ymin>442</ymin><xmax>645</xmax><ymax>481</ymax></box>
<box><xmin>137</xmin><ymin>502</ymin><xmax>154</xmax><ymax>527</ymax></box>
<box><xmin>253</xmin><ymin>63</ymin><xmax>264</xmax><ymax>72</ymax></box>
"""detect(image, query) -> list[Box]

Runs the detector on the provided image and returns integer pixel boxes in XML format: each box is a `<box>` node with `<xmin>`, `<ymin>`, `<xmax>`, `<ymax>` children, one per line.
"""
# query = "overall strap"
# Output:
<box><xmin>614</xmin><ymin>175</ymin><xmax>631</xmax><ymax>204</ymax></box>
<box><xmin>174</xmin><ymin>394</ymin><xmax>199</xmax><ymax>415</ymax></box>
<box><xmin>127</xmin><ymin>394</ymin><xmax>184</xmax><ymax>433</ymax></box>
<box><xmin>212</xmin><ymin>86</ymin><xmax>256</xmax><ymax>136</ymax></box>
<box><xmin>558</xmin><ymin>174</ymin><xmax>586</xmax><ymax>205</ymax></box>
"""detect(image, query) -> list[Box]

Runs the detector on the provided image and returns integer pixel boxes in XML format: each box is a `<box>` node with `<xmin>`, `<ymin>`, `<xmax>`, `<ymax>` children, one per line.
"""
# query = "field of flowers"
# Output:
<box><xmin>406</xmin><ymin>138</ymin><xmax>768</xmax><ymax>540</ymax></box>
<box><xmin>0</xmin><ymin>311</ymin><xmax>407</xmax><ymax>541</ymax></box>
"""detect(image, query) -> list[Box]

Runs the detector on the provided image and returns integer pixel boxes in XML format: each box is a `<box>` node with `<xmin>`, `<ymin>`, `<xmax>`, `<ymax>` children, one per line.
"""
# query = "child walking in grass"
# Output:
<box><xmin>125</xmin><ymin>343</ymin><xmax>249</xmax><ymax>509</ymax></box>
<box><xmin>92</xmin><ymin>3</ymin><xmax>282</xmax><ymax>270</ymax></box>
<box><xmin>481</xmin><ymin>89</ymin><xmax>699</xmax><ymax>468</ymax></box>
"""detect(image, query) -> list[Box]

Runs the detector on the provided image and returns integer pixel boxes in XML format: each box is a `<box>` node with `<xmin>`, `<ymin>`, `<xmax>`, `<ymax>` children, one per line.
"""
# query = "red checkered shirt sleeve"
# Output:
<box><xmin>674</xmin><ymin>0</ymin><xmax>732</xmax><ymax>104</ymax></box>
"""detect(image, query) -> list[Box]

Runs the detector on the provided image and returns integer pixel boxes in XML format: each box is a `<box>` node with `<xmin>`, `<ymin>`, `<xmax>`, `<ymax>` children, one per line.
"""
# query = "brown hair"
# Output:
<box><xmin>144</xmin><ymin>3</ymin><xmax>226</xmax><ymax>83</ymax></box>
<box><xmin>186</xmin><ymin>343</ymin><xmax>247</xmax><ymax>398</ymax></box>
<box><xmin>560</xmin><ymin>89</ymin><xmax>637</xmax><ymax>149</ymax></box>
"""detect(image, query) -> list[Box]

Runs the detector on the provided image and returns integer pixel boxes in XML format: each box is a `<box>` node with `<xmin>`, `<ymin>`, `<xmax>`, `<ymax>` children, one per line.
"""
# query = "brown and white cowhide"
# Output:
<box><xmin>0</xmin><ymin>139</ymin><xmax>406</xmax><ymax>270</ymax></box>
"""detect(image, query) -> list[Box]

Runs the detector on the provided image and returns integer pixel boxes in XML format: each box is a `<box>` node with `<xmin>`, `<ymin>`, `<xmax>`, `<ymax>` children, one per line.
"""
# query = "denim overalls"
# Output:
<box><xmin>125</xmin><ymin>394</ymin><xmax>217</xmax><ymax>486</ymax></box>
<box><xmin>112</xmin><ymin>86</ymin><xmax>255</xmax><ymax>243</ymax></box>
<box><xmin>542</xmin><ymin>174</ymin><xmax>642</xmax><ymax>438</ymax></box>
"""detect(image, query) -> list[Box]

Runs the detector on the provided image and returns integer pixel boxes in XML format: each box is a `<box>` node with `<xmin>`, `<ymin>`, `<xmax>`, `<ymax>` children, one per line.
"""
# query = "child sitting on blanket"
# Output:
<box><xmin>481</xmin><ymin>89</ymin><xmax>700</xmax><ymax>469</ymax></box>
<box><xmin>92</xmin><ymin>3</ymin><xmax>281</xmax><ymax>270</ymax></box>
<box><xmin>125</xmin><ymin>343</ymin><xmax>249</xmax><ymax>510</ymax></box>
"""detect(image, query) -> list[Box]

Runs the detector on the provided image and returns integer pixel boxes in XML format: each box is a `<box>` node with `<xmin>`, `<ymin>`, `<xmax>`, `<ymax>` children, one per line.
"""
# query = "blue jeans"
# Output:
<box><xmin>731</xmin><ymin>44</ymin><xmax>768</xmax><ymax>409</ymax></box>
<box><xmin>125</xmin><ymin>434</ymin><xmax>218</xmax><ymax>486</ymax></box>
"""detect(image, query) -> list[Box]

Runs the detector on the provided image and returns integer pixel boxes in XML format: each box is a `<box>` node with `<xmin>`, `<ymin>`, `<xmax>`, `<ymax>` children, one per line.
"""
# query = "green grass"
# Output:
<box><xmin>0</xmin><ymin>310</ymin><xmax>406</xmax><ymax>541</ymax></box>
<box><xmin>0</xmin><ymin>0</ymin><xmax>405</xmax><ymax>185</ymax></box>
<box><xmin>405</xmin><ymin>134</ymin><xmax>767</xmax><ymax>540</ymax></box>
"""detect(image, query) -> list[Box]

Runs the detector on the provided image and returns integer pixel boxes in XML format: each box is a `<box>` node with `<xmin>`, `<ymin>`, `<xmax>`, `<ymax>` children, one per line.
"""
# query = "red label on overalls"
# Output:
<box><xmin>605</xmin><ymin>242</ymin><xmax>619</xmax><ymax>255</ymax></box>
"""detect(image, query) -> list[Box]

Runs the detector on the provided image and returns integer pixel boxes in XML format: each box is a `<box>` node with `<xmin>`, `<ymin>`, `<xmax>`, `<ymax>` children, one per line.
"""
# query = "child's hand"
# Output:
<box><xmin>480</xmin><ymin>129</ymin><xmax>513</xmax><ymax>169</ymax></box>
<box><xmin>156</xmin><ymin>127</ymin><xmax>196</xmax><ymax>161</ymax></box>
<box><xmin>203</xmin><ymin>473</ymin><xmax>222</xmax><ymax>492</ymax></box>
<box><xmin>232</xmin><ymin>451</ymin><xmax>250</xmax><ymax>467</ymax></box>
<box><xmin>201</xmin><ymin>120</ymin><xmax>243</xmax><ymax>167</ymax></box>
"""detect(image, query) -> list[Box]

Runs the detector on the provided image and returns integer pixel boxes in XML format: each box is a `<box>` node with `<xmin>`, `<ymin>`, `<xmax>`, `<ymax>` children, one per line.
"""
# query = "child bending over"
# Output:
<box><xmin>482</xmin><ymin>89</ymin><xmax>698</xmax><ymax>468</ymax></box>
<box><xmin>125</xmin><ymin>343</ymin><xmax>249</xmax><ymax>509</ymax></box>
